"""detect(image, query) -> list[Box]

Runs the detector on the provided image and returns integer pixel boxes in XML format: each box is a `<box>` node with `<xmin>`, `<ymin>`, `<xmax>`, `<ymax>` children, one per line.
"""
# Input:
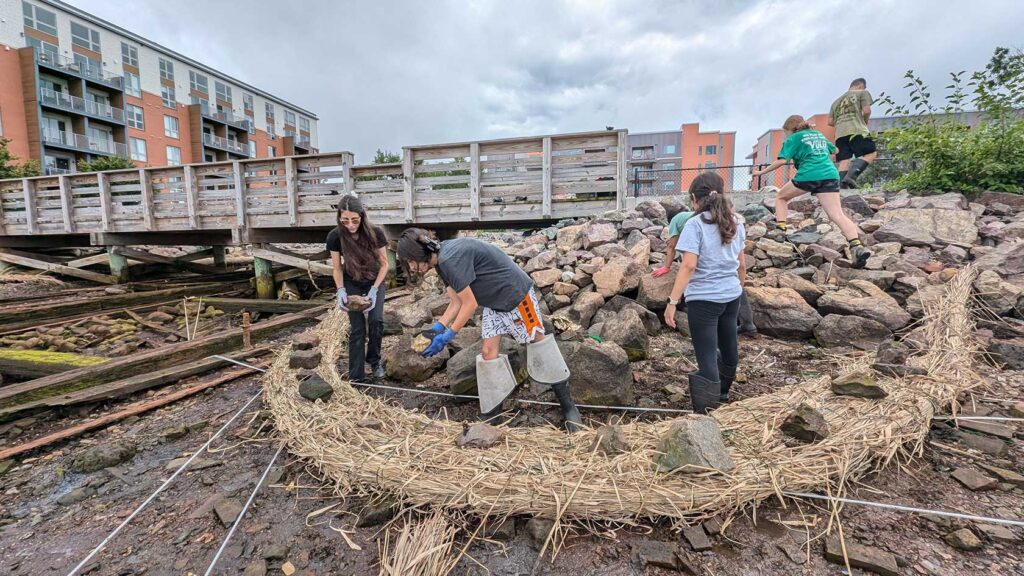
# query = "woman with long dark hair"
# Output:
<box><xmin>663</xmin><ymin>173</ymin><xmax>746</xmax><ymax>414</ymax></box>
<box><xmin>327</xmin><ymin>195</ymin><xmax>389</xmax><ymax>382</ymax></box>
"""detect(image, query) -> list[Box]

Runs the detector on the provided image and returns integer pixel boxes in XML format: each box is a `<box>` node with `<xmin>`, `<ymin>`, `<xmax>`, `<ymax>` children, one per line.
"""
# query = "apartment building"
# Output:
<box><xmin>0</xmin><ymin>0</ymin><xmax>318</xmax><ymax>175</ymax></box>
<box><xmin>627</xmin><ymin>121</ymin><xmax>737</xmax><ymax>195</ymax></box>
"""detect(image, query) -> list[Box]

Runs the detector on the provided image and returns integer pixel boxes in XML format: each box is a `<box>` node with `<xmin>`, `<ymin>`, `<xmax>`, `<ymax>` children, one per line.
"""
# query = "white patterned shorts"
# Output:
<box><xmin>481</xmin><ymin>288</ymin><xmax>545</xmax><ymax>344</ymax></box>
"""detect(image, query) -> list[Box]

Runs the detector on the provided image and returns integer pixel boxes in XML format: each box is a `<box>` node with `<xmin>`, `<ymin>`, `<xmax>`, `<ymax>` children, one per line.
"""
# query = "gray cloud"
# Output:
<box><xmin>80</xmin><ymin>0</ymin><xmax>1024</xmax><ymax>162</ymax></box>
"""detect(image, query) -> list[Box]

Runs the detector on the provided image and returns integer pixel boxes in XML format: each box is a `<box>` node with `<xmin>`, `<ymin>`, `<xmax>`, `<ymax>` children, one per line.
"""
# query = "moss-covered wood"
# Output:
<box><xmin>0</xmin><ymin>348</ymin><xmax>108</xmax><ymax>379</ymax></box>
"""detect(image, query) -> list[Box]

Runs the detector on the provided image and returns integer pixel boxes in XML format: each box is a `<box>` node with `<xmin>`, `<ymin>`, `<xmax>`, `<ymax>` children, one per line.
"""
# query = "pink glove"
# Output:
<box><xmin>653</xmin><ymin>265</ymin><xmax>671</xmax><ymax>278</ymax></box>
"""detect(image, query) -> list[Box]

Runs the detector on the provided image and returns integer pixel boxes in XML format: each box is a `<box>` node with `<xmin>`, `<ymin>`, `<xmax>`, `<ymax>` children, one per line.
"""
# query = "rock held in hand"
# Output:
<box><xmin>346</xmin><ymin>294</ymin><xmax>372</xmax><ymax>312</ymax></box>
<box><xmin>411</xmin><ymin>333</ymin><xmax>432</xmax><ymax>354</ymax></box>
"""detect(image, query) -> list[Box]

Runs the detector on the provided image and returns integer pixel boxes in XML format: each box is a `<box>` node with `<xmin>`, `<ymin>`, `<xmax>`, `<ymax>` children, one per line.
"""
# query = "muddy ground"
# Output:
<box><xmin>0</xmin><ymin>296</ymin><xmax>1022</xmax><ymax>575</ymax></box>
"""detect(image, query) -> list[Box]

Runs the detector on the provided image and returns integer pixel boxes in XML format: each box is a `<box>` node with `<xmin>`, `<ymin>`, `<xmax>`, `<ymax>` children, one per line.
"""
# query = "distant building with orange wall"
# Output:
<box><xmin>628</xmin><ymin>121</ymin><xmax>736</xmax><ymax>195</ymax></box>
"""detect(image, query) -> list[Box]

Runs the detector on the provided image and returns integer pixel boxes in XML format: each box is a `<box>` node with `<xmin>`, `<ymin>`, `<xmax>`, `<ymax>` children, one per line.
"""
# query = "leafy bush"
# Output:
<box><xmin>0</xmin><ymin>138</ymin><xmax>40</xmax><ymax>178</ymax></box>
<box><xmin>77</xmin><ymin>156</ymin><xmax>137</xmax><ymax>172</ymax></box>
<box><xmin>876</xmin><ymin>47</ymin><xmax>1024</xmax><ymax>193</ymax></box>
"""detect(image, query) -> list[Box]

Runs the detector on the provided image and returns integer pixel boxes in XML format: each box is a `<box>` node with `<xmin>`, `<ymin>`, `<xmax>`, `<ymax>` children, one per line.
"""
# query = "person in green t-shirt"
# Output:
<box><xmin>752</xmin><ymin>115</ymin><xmax>870</xmax><ymax>269</ymax></box>
<box><xmin>829</xmin><ymin>78</ymin><xmax>877</xmax><ymax>188</ymax></box>
<box><xmin>652</xmin><ymin>210</ymin><xmax>695</xmax><ymax>277</ymax></box>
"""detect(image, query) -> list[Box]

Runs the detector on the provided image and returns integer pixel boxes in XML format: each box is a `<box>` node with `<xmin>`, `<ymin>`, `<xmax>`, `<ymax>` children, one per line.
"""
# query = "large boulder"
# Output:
<box><xmin>385</xmin><ymin>333</ymin><xmax>449</xmax><ymax>382</ymax></box>
<box><xmin>816</xmin><ymin>280</ymin><xmax>911</xmax><ymax>331</ymax></box>
<box><xmin>395</xmin><ymin>294</ymin><xmax>449</xmax><ymax>328</ymax></box>
<box><xmin>551</xmin><ymin>291</ymin><xmax>605</xmax><ymax>329</ymax></box>
<box><xmin>974</xmin><ymin>240</ymin><xmax>1024</xmax><ymax>277</ymax></box>
<box><xmin>659</xmin><ymin>197</ymin><xmax>689</xmax><ymax>220</ymax></box>
<box><xmin>598</xmin><ymin>308</ymin><xmax>649</xmax><ymax>361</ymax></box>
<box><xmin>559</xmin><ymin>339</ymin><xmax>633</xmax><ymax>405</ymax></box>
<box><xmin>446</xmin><ymin>337</ymin><xmax>528</xmax><ymax>395</ymax></box>
<box><xmin>872</xmin><ymin>218</ymin><xmax>935</xmax><ymax>246</ymax></box>
<box><xmin>593</xmin><ymin>256</ymin><xmax>643</xmax><ymax>297</ymax></box>
<box><xmin>841</xmin><ymin>194</ymin><xmax>875</xmax><ymax>217</ymax></box>
<box><xmin>905</xmin><ymin>283</ymin><xmax>948</xmax><ymax>318</ymax></box>
<box><xmin>600</xmin><ymin>295</ymin><xmax>661</xmax><ymax>335</ymax></box>
<box><xmin>530</xmin><ymin>268</ymin><xmax>561</xmax><ymax>289</ymax></box>
<box><xmin>637</xmin><ymin>265</ymin><xmax>676</xmax><ymax>311</ymax></box>
<box><xmin>746</xmin><ymin>287</ymin><xmax>823</xmax><ymax>339</ymax></box>
<box><xmin>907</xmin><ymin>192</ymin><xmax>968</xmax><ymax>210</ymax></box>
<box><xmin>624</xmin><ymin>230</ymin><xmax>652</xmax><ymax>268</ymax></box>
<box><xmin>875</xmin><ymin>208</ymin><xmax>978</xmax><ymax>246</ymax></box>
<box><xmin>826</xmin><ymin>268</ymin><xmax>897</xmax><ymax>291</ymax></box>
<box><xmin>988</xmin><ymin>338</ymin><xmax>1024</xmax><ymax>370</ymax></box>
<box><xmin>814</xmin><ymin>314</ymin><xmax>892</xmax><ymax>350</ymax></box>
<box><xmin>582</xmin><ymin>222</ymin><xmax>618</xmax><ymax>249</ymax></box>
<box><xmin>655</xmin><ymin>416</ymin><xmax>735</xmax><ymax>473</ymax></box>
<box><xmin>523</xmin><ymin>250</ymin><xmax>557</xmax><ymax>273</ymax></box>
<box><xmin>973</xmin><ymin>269</ymin><xmax>1023</xmax><ymax>316</ymax></box>
<box><xmin>766</xmin><ymin>272</ymin><xmax>824</xmax><ymax>306</ymax></box>
<box><xmin>635</xmin><ymin>199</ymin><xmax>667</xmax><ymax>222</ymax></box>
<box><xmin>737</xmin><ymin>203</ymin><xmax>771</xmax><ymax>224</ymax></box>
<box><xmin>555</xmin><ymin>224</ymin><xmax>586</xmax><ymax>251</ymax></box>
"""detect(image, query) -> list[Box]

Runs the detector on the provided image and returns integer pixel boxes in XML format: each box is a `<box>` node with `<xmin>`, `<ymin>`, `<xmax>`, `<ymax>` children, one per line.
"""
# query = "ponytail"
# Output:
<box><xmin>688</xmin><ymin>172</ymin><xmax>736</xmax><ymax>244</ymax></box>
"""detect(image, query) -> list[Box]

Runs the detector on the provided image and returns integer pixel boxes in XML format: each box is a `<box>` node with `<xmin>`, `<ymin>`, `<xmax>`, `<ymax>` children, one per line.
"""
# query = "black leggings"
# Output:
<box><xmin>686</xmin><ymin>297</ymin><xmax>740</xmax><ymax>382</ymax></box>
<box><xmin>345</xmin><ymin>281</ymin><xmax>385</xmax><ymax>381</ymax></box>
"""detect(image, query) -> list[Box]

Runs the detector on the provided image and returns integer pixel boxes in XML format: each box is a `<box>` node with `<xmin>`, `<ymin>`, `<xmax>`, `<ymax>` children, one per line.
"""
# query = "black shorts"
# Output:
<box><xmin>793</xmin><ymin>179</ymin><xmax>840</xmax><ymax>194</ymax></box>
<box><xmin>835</xmin><ymin>135</ymin><xmax>877</xmax><ymax>161</ymax></box>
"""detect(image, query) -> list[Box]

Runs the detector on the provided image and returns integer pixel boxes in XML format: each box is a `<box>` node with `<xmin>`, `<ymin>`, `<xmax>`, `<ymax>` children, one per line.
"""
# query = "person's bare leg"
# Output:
<box><xmin>817</xmin><ymin>192</ymin><xmax>860</xmax><ymax>240</ymax></box>
<box><xmin>774</xmin><ymin>181</ymin><xmax>805</xmax><ymax>228</ymax></box>
<box><xmin>481</xmin><ymin>335</ymin><xmax>501</xmax><ymax>361</ymax></box>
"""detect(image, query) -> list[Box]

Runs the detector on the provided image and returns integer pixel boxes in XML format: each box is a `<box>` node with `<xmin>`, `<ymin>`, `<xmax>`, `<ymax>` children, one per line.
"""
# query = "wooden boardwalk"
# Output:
<box><xmin>0</xmin><ymin>129</ymin><xmax>628</xmax><ymax>246</ymax></box>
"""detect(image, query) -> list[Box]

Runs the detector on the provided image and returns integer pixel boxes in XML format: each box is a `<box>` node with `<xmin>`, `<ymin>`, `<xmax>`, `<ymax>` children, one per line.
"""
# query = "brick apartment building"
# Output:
<box><xmin>0</xmin><ymin>0</ymin><xmax>317</xmax><ymax>175</ymax></box>
<box><xmin>628</xmin><ymin>122</ymin><xmax>736</xmax><ymax>195</ymax></box>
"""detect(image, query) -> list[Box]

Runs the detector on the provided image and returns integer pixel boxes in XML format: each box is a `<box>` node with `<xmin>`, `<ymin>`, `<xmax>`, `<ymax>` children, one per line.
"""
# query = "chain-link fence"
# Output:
<box><xmin>632</xmin><ymin>158</ymin><xmax>904</xmax><ymax>196</ymax></box>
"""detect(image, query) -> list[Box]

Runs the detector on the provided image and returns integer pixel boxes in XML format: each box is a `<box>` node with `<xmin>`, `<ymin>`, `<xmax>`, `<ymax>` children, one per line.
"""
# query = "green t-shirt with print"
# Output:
<box><xmin>668</xmin><ymin>210</ymin><xmax>695</xmax><ymax>237</ymax></box>
<box><xmin>830</xmin><ymin>90</ymin><xmax>873</xmax><ymax>138</ymax></box>
<box><xmin>778</xmin><ymin>130</ymin><xmax>839</xmax><ymax>182</ymax></box>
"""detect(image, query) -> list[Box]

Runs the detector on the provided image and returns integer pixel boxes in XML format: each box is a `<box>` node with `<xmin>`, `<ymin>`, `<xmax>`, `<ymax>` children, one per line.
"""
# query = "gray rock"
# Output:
<box><xmin>637</xmin><ymin>265</ymin><xmax>676</xmax><ymax>311</ymax></box>
<box><xmin>559</xmin><ymin>339</ymin><xmax>633</xmax><ymax>405</ymax></box>
<box><xmin>973</xmin><ymin>269</ymin><xmax>1022</xmax><ymax>316</ymax></box>
<box><xmin>816</xmin><ymin>280</ymin><xmax>911</xmax><ymax>331</ymax></box>
<box><xmin>877</xmin><ymin>207</ymin><xmax>978</xmax><ymax>245</ymax></box>
<box><xmin>590</xmin><ymin>425</ymin><xmax>629</xmax><ymax>455</ymax></box>
<box><xmin>601</xmin><ymin>295</ymin><xmax>661</xmax><ymax>335</ymax></box>
<box><xmin>737</xmin><ymin>203</ymin><xmax>771</xmax><ymax>224</ymax></box>
<box><xmin>292</xmin><ymin>333</ymin><xmax>320</xmax><ymax>351</ymax></box>
<box><xmin>523</xmin><ymin>250</ymin><xmax>557</xmax><ymax>273</ymax></box>
<box><xmin>827</xmin><ymin>268</ymin><xmax>897</xmax><ymax>291</ymax></box>
<box><xmin>682</xmin><ymin>525</ymin><xmax>712</xmax><ymax>552</ymax></box>
<box><xmin>446</xmin><ymin>337</ymin><xmax>527</xmax><ymax>395</ymax></box>
<box><xmin>525</xmin><ymin>518</ymin><xmax>555</xmax><ymax>549</ymax></box>
<box><xmin>354</xmin><ymin>496</ymin><xmax>397</xmax><ymax>528</ymax></box>
<box><xmin>944</xmin><ymin>528</ymin><xmax>984</xmax><ymax>551</ymax></box>
<box><xmin>841</xmin><ymin>194</ymin><xmax>875</xmax><ymax>217</ymax></box>
<box><xmin>635</xmin><ymin>199</ymin><xmax>667</xmax><ymax>221</ymax></box>
<box><xmin>289</xmin><ymin>348</ymin><xmax>322</xmax><ymax>370</ymax></box>
<box><xmin>262</xmin><ymin>544</ymin><xmax>289</xmax><ymax>560</ymax></box>
<box><xmin>598</xmin><ymin>309</ymin><xmax>649</xmax><ymax>361</ymax></box>
<box><xmin>768</xmin><ymin>272</ymin><xmax>824</xmax><ymax>305</ymax></box>
<box><xmin>385</xmin><ymin>333</ymin><xmax>449</xmax><ymax>382</ymax></box>
<box><xmin>780</xmin><ymin>403</ymin><xmax>829</xmax><ymax>442</ymax></box>
<box><xmin>551</xmin><ymin>291</ymin><xmax>605</xmax><ymax>329</ymax></box>
<box><xmin>457</xmin><ymin>422</ymin><xmax>505</xmax><ymax>448</ymax></box>
<box><xmin>655</xmin><ymin>415</ymin><xmax>735</xmax><ymax>473</ymax></box>
<box><xmin>873</xmin><ymin>218</ymin><xmax>935</xmax><ymax>246</ymax></box>
<box><xmin>905</xmin><ymin>283</ymin><xmax>948</xmax><ymax>318</ymax></box>
<box><xmin>70</xmin><ymin>441</ymin><xmax>136</xmax><ymax>474</ymax></box>
<box><xmin>746</xmin><ymin>287</ymin><xmax>822</xmax><ymax>339</ymax></box>
<box><xmin>57</xmin><ymin>485</ymin><xmax>96</xmax><ymax>505</ymax></box>
<box><xmin>242</xmin><ymin>560</ymin><xmax>267</xmax><ymax>576</ymax></box>
<box><xmin>298</xmin><ymin>376</ymin><xmax>333</xmax><ymax>402</ymax></box>
<box><xmin>592</xmin><ymin>256</ymin><xmax>643</xmax><ymax>296</ymax></box>
<box><xmin>582</xmin><ymin>222</ymin><xmax>618</xmax><ymax>249</ymax></box>
<box><xmin>951</xmin><ymin>467</ymin><xmax>998</xmax><ymax>491</ymax></box>
<box><xmin>823</xmin><ymin>536</ymin><xmax>900</xmax><ymax>576</ymax></box>
<box><xmin>831</xmin><ymin>371</ymin><xmax>888</xmax><ymax>398</ymax></box>
<box><xmin>214</xmin><ymin>498</ymin><xmax>243</xmax><ymax>527</ymax></box>
<box><xmin>974</xmin><ymin>239</ymin><xmax>1024</xmax><ymax>277</ymax></box>
<box><xmin>814</xmin><ymin>314</ymin><xmax>892</xmax><ymax>350</ymax></box>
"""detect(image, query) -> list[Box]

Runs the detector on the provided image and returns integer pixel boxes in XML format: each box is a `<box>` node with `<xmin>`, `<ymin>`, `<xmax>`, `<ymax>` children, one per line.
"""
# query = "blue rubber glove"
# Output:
<box><xmin>336</xmin><ymin>288</ymin><xmax>349</xmax><ymax>311</ymax></box>
<box><xmin>422</xmin><ymin>327</ymin><xmax>456</xmax><ymax>357</ymax></box>
<box><xmin>366</xmin><ymin>286</ymin><xmax>379</xmax><ymax>311</ymax></box>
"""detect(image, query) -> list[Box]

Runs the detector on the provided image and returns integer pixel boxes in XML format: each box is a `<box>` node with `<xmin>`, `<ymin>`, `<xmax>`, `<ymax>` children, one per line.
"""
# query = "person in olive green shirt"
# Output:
<box><xmin>752</xmin><ymin>115</ymin><xmax>870</xmax><ymax>269</ymax></box>
<box><xmin>829</xmin><ymin>78</ymin><xmax>877</xmax><ymax>188</ymax></box>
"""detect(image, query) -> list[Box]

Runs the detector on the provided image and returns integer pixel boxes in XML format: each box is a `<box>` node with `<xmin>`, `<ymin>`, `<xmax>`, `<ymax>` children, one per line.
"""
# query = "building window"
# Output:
<box><xmin>124</xmin><ymin>72</ymin><xmax>141</xmax><ymax>97</ymax></box>
<box><xmin>215</xmin><ymin>81</ymin><xmax>232</xmax><ymax>103</ymax></box>
<box><xmin>166</xmin><ymin>145</ymin><xmax>181</xmax><ymax>166</ymax></box>
<box><xmin>23</xmin><ymin>2</ymin><xmax>58</xmax><ymax>36</ymax></box>
<box><xmin>130</xmin><ymin>137</ymin><xmax>147</xmax><ymax>161</ymax></box>
<box><xmin>73</xmin><ymin>53</ymin><xmax>101</xmax><ymax>77</ymax></box>
<box><xmin>120</xmin><ymin>42</ymin><xmax>139</xmax><ymax>67</ymax></box>
<box><xmin>26</xmin><ymin>37</ymin><xmax>59</xmax><ymax>62</ymax></box>
<box><xmin>159</xmin><ymin>58</ymin><xmax>174</xmax><ymax>81</ymax></box>
<box><xmin>663</xmin><ymin>144</ymin><xmax>676</xmax><ymax>154</ymax></box>
<box><xmin>70</xmin><ymin>21</ymin><xmax>101</xmax><ymax>52</ymax></box>
<box><xmin>249</xmin><ymin>142</ymin><xmax>256</xmax><ymax>158</ymax></box>
<box><xmin>190</xmin><ymin>95</ymin><xmax>209</xmax><ymax>108</ymax></box>
<box><xmin>126</xmin><ymin>104</ymin><xmax>145</xmax><ymax>129</ymax></box>
<box><xmin>705</xmin><ymin>145</ymin><xmax>717</xmax><ymax>155</ymax></box>
<box><xmin>243</xmin><ymin>93</ymin><xmax>254</xmax><ymax>113</ymax></box>
<box><xmin>704</xmin><ymin>161</ymin><xmax>716</xmax><ymax>169</ymax></box>
<box><xmin>299</xmin><ymin>117</ymin><xmax>310</xmax><ymax>133</ymax></box>
<box><xmin>662</xmin><ymin>163</ymin><xmax>675</xmax><ymax>170</ymax></box>
<box><xmin>265</xmin><ymin>102</ymin><xmax>275</xmax><ymax>119</ymax></box>
<box><xmin>267</xmin><ymin>123</ymin><xmax>275</xmax><ymax>138</ymax></box>
<box><xmin>661</xmin><ymin>181</ymin><xmax>674</xmax><ymax>190</ymax></box>
<box><xmin>267</xmin><ymin>145</ymin><xmax>276</xmax><ymax>157</ymax></box>
<box><xmin>697</xmin><ymin>145</ymin><xmax>703</xmax><ymax>155</ymax></box>
<box><xmin>284</xmin><ymin>110</ymin><xmax>296</xmax><ymax>126</ymax></box>
<box><xmin>161</xmin><ymin>85</ymin><xmax>176</xmax><ymax>108</ymax></box>
<box><xmin>189</xmin><ymin>71</ymin><xmax>209</xmax><ymax>94</ymax></box>
<box><xmin>164</xmin><ymin>115</ymin><xmax>179</xmax><ymax>138</ymax></box>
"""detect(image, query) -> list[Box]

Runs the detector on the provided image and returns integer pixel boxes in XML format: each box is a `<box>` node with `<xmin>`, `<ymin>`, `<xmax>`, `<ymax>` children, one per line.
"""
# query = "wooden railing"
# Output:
<box><xmin>0</xmin><ymin>129</ymin><xmax>627</xmax><ymax>237</ymax></box>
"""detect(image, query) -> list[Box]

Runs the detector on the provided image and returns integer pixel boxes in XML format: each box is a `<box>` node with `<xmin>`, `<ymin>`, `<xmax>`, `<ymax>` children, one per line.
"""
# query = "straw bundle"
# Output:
<box><xmin>265</xmin><ymin>267</ymin><xmax>980</xmax><ymax>526</ymax></box>
<box><xmin>378</xmin><ymin>512</ymin><xmax>460</xmax><ymax>576</ymax></box>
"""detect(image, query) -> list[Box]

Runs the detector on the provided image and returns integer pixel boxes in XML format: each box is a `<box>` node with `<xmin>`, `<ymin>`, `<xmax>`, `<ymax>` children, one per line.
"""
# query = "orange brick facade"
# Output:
<box><xmin>0</xmin><ymin>47</ymin><xmax>32</xmax><ymax>163</ymax></box>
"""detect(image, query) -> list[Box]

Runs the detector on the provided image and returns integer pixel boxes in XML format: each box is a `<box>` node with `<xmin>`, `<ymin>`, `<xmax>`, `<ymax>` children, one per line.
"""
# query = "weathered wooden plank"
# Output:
<box><xmin>469</xmin><ymin>142</ymin><xmax>481</xmax><ymax>221</ymax></box>
<box><xmin>22</xmin><ymin>179</ymin><xmax>37</xmax><ymax>234</ymax></box>
<box><xmin>66</xmin><ymin>252</ymin><xmax>112</xmax><ymax>269</ymax></box>
<box><xmin>0</xmin><ymin>249</ymin><xmax>115</xmax><ymax>284</ymax></box>
<box><xmin>0</xmin><ymin>306</ymin><xmax>324</xmax><ymax>415</ymax></box>
<box><xmin>137</xmin><ymin>169</ymin><xmax>155</xmax><ymax>230</ymax></box>
<box><xmin>542</xmin><ymin>137</ymin><xmax>553</xmax><ymax>218</ymax></box>
<box><xmin>96</xmin><ymin>172</ymin><xmax>113</xmax><ymax>232</ymax></box>
<box><xmin>285</xmin><ymin>156</ymin><xmax>298</xmax><ymax>226</ymax></box>
<box><xmin>183</xmin><ymin>164</ymin><xmax>199</xmax><ymax>229</ymax></box>
<box><xmin>113</xmin><ymin>247</ymin><xmax>223</xmax><ymax>274</ymax></box>
<box><xmin>197</xmin><ymin>297</ymin><xmax>324</xmax><ymax>313</ymax></box>
<box><xmin>616</xmin><ymin>129</ymin><xmax>628</xmax><ymax>210</ymax></box>
<box><xmin>57</xmin><ymin>175</ymin><xmax>74</xmax><ymax>233</ymax></box>
<box><xmin>250</xmin><ymin>247</ymin><xmax>333</xmax><ymax>276</ymax></box>
<box><xmin>402</xmin><ymin>148</ymin><xmax>415</xmax><ymax>222</ymax></box>
<box><xmin>342</xmin><ymin>152</ymin><xmax>355</xmax><ymax>194</ymax></box>
<box><xmin>0</xmin><ymin>349</ymin><xmax>109</xmax><ymax>379</ymax></box>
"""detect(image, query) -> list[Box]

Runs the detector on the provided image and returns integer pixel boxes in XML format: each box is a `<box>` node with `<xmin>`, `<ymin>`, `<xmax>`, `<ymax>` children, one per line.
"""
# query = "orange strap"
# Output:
<box><xmin>515</xmin><ymin>292</ymin><xmax>543</xmax><ymax>336</ymax></box>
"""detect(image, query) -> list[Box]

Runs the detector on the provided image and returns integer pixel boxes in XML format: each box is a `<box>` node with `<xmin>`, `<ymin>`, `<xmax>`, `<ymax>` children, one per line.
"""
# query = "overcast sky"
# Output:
<box><xmin>79</xmin><ymin>0</ymin><xmax>1023</xmax><ymax>163</ymax></box>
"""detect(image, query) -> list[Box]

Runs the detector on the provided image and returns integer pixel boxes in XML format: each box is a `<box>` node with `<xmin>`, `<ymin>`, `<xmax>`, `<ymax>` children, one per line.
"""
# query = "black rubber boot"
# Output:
<box><xmin>481</xmin><ymin>403</ymin><xmax>506</xmax><ymax>426</ymax></box>
<box><xmin>737</xmin><ymin>292</ymin><xmax>757</xmax><ymax>335</ymax></box>
<box><xmin>838</xmin><ymin>169</ymin><xmax>848</xmax><ymax>183</ymax></box>
<box><xmin>550</xmin><ymin>381</ymin><xmax>583</xmax><ymax>433</ymax></box>
<box><xmin>850</xmin><ymin>245</ymin><xmax>871</xmax><ymax>269</ymax></box>
<box><xmin>372</xmin><ymin>363</ymin><xmax>386</xmax><ymax>380</ymax></box>
<box><xmin>688</xmin><ymin>372</ymin><xmax>721</xmax><ymax>414</ymax></box>
<box><xmin>717</xmin><ymin>359</ymin><xmax>737</xmax><ymax>403</ymax></box>
<box><xmin>841</xmin><ymin>158</ymin><xmax>870</xmax><ymax>188</ymax></box>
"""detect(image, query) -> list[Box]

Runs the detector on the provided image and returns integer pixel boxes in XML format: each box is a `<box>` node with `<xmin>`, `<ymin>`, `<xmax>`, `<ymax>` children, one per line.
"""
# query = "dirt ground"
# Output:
<box><xmin>1</xmin><ymin>292</ymin><xmax>1022</xmax><ymax>575</ymax></box>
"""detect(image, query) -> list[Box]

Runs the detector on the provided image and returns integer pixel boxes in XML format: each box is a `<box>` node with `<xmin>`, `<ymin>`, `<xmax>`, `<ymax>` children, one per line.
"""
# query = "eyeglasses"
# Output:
<box><xmin>339</xmin><ymin>217</ymin><xmax>361</xmax><ymax>225</ymax></box>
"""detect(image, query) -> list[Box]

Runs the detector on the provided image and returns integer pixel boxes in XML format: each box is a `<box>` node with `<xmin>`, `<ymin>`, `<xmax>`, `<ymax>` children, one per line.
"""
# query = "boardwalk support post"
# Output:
<box><xmin>107</xmin><ymin>246</ymin><xmax>130</xmax><ymax>284</ymax></box>
<box><xmin>213</xmin><ymin>246</ymin><xmax>227</xmax><ymax>268</ymax></box>
<box><xmin>254</xmin><ymin>251</ymin><xmax>275</xmax><ymax>300</ymax></box>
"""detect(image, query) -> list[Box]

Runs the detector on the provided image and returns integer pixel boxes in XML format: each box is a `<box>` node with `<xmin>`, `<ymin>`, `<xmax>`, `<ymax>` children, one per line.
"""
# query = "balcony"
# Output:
<box><xmin>42</xmin><ymin>129</ymin><xmax>128</xmax><ymax>157</ymax></box>
<box><xmin>203</xmin><ymin>132</ymin><xmax>250</xmax><ymax>156</ymax></box>
<box><xmin>629</xmin><ymin>148</ymin><xmax>656</xmax><ymax>162</ymax></box>
<box><xmin>35</xmin><ymin>52</ymin><xmax>123</xmax><ymax>90</ymax></box>
<box><xmin>198</xmin><ymin>104</ymin><xmax>250</xmax><ymax>131</ymax></box>
<box><xmin>39</xmin><ymin>88</ymin><xmax>125</xmax><ymax>124</ymax></box>
<box><xmin>45</xmin><ymin>166</ymin><xmax>74</xmax><ymax>175</ymax></box>
<box><xmin>284</xmin><ymin>130</ymin><xmax>312</xmax><ymax>150</ymax></box>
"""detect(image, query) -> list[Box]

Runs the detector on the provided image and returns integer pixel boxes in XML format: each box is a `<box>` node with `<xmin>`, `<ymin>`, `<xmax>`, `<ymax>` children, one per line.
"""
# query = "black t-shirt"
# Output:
<box><xmin>437</xmin><ymin>237</ymin><xmax>532</xmax><ymax>312</ymax></box>
<box><xmin>326</xmin><ymin>226</ymin><xmax>387</xmax><ymax>285</ymax></box>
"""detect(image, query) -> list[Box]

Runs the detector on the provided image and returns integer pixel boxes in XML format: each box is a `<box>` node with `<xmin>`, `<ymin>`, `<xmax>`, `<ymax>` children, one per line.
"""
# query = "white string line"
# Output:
<box><xmin>782</xmin><ymin>491</ymin><xmax>1024</xmax><ymax>527</ymax></box>
<box><xmin>203</xmin><ymin>441</ymin><xmax>286</xmax><ymax>576</ymax></box>
<box><xmin>67</xmin><ymin>362</ymin><xmax>268</xmax><ymax>576</ymax></box>
<box><xmin>934</xmin><ymin>416</ymin><xmax>1024</xmax><ymax>422</ymax></box>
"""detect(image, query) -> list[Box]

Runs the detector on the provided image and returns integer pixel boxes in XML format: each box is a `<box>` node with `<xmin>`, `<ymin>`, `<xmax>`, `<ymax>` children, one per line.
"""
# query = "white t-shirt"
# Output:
<box><xmin>676</xmin><ymin>214</ymin><xmax>745</xmax><ymax>303</ymax></box>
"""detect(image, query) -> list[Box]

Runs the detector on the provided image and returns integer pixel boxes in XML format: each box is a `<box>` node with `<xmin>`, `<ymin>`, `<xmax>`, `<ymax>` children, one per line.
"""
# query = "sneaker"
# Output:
<box><xmin>372</xmin><ymin>364</ymin><xmax>386</xmax><ymax>380</ymax></box>
<box><xmin>765</xmin><ymin>228</ymin><xmax>787</xmax><ymax>242</ymax></box>
<box><xmin>851</xmin><ymin>246</ymin><xmax>870</xmax><ymax>269</ymax></box>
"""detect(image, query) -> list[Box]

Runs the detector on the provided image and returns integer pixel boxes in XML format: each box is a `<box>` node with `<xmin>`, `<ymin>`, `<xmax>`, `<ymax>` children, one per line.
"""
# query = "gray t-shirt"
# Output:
<box><xmin>437</xmin><ymin>238</ymin><xmax>533</xmax><ymax>312</ymax></box>
<box><xmin>676</xmin><ymin>214</ymin><xmax>745</xmax><ymax>303</ymax></box>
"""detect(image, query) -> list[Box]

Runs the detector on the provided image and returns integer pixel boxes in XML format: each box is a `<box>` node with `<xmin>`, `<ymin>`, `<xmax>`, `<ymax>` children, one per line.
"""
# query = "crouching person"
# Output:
<box><xmin>396</xmin><ymin>229</ymin><xmax>582</xmax><ymax>432</ymax></box>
